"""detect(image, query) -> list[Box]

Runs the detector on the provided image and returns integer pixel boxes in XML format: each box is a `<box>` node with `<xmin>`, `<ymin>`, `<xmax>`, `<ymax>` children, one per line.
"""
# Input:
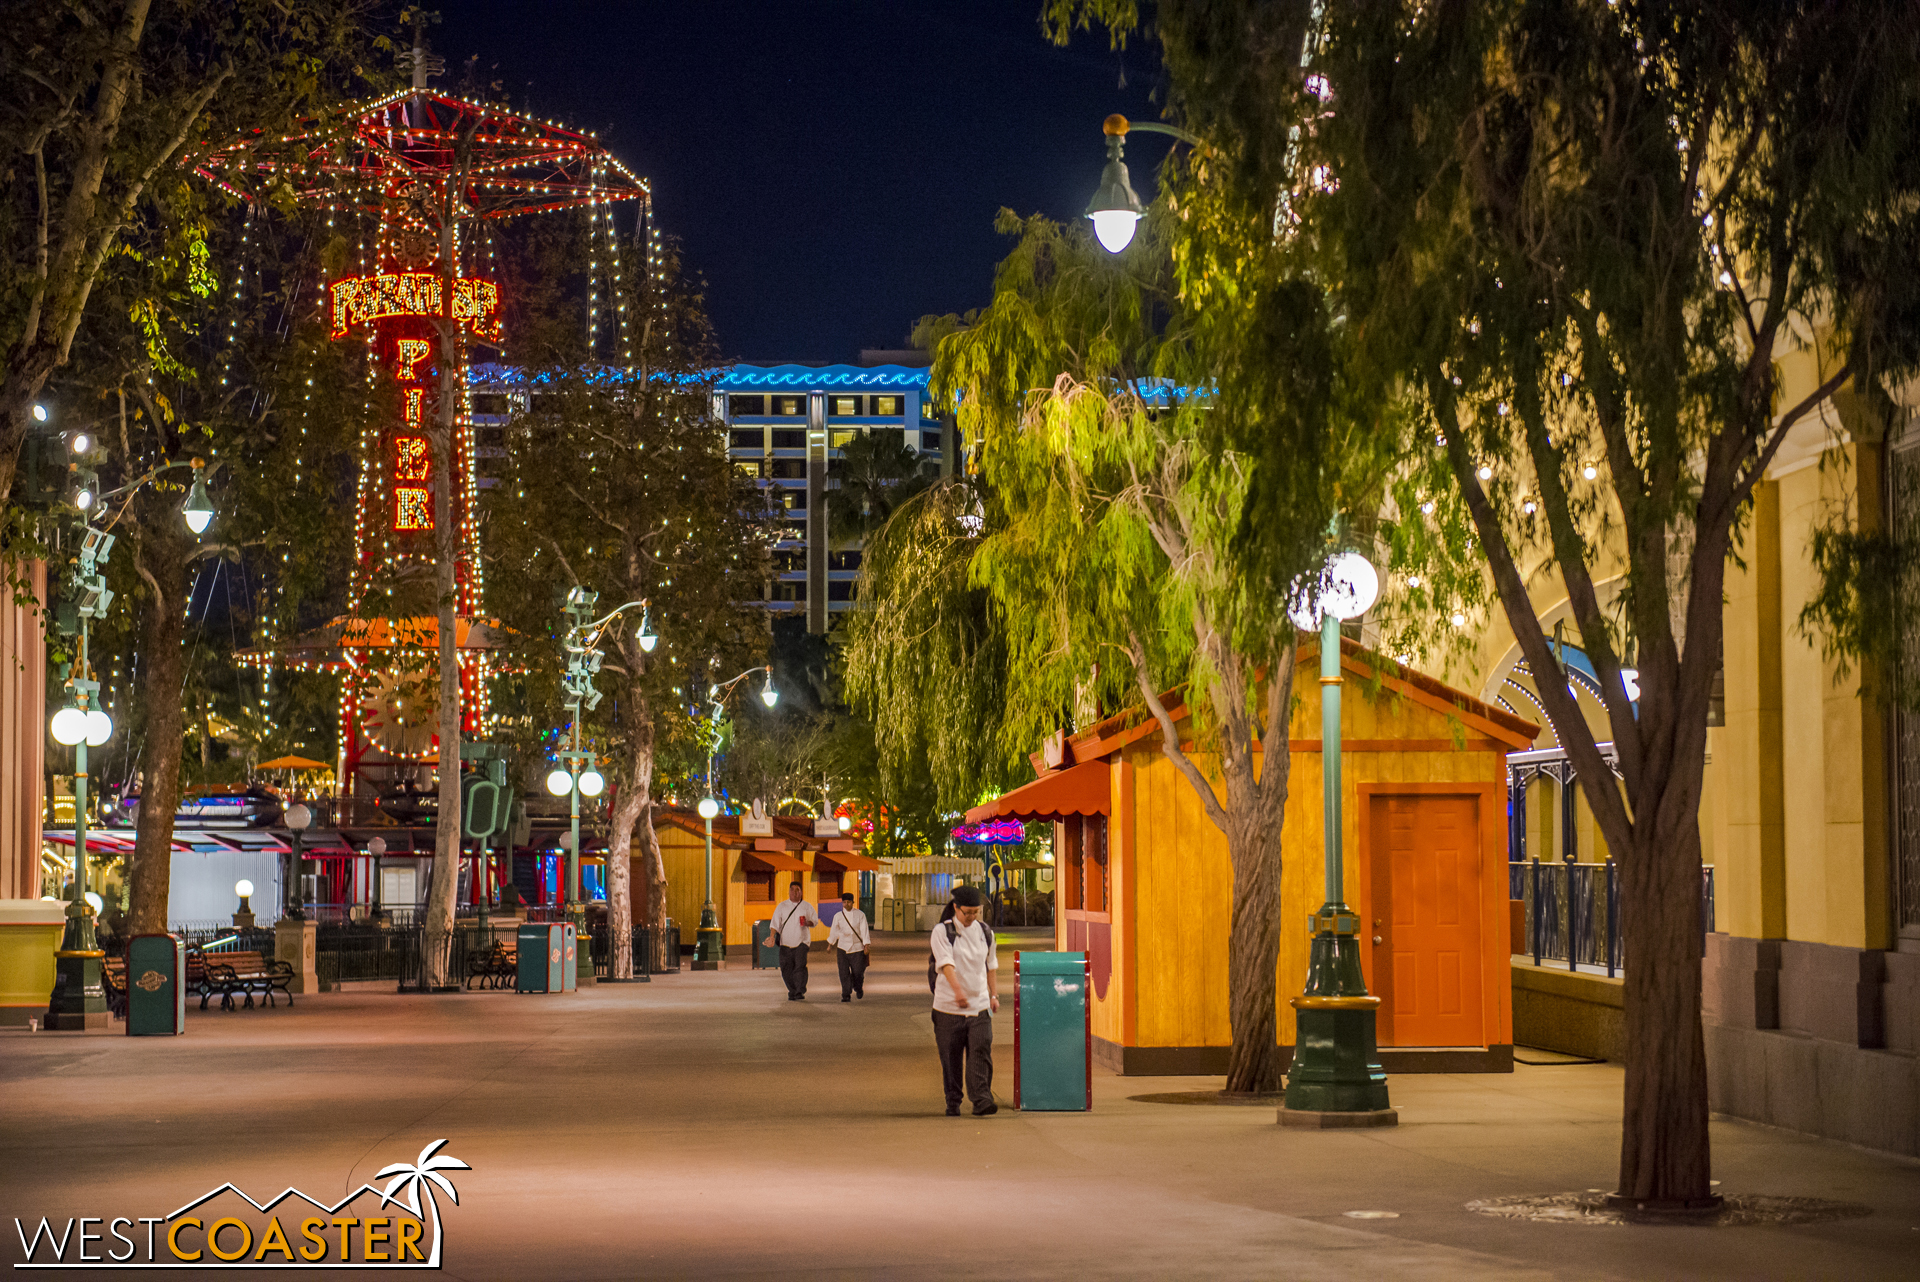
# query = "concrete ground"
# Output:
<box><xmin>3</xmin><ymin>931</ymin><xmax>1917</xmax><ymax>1280</ymax></box>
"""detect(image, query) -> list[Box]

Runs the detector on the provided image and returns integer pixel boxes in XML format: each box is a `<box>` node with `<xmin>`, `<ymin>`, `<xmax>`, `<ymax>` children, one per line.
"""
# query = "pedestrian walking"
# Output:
<box><xmin>929</xmin><ymin>885</ymin><xmax>998</xmax><ymax>1116</ymax></box>
<box><xmin>826</xmin><ymin>891</ymin><xmax>871</xmax><ymax>1002</ymax></box>
<box><xmin>769</xmin><ymin>879</ymin><xmax>816</xmax><ymax>1000</ymax></box>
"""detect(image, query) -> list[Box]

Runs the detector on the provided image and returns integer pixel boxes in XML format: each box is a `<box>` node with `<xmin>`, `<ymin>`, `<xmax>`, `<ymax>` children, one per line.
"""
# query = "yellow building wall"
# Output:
<box><xmin>1124</xmin><ymin>671</ymin><xmax>1518</xmax><ymax>1050</ymax></box>
<box><xmin>637</xmin><ymin>828</ymin><xmax>836</xmax><ymax>950</ymax></box>
<box><xmin>1777</xmin><ymin>449</ymin><xmax>1890</xmax><ymax>949</ymax></box>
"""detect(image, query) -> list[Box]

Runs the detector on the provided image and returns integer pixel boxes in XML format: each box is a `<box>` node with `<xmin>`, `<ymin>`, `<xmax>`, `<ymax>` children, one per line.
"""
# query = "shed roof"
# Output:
<box><xmin>1064</xmin><ymin>638</ymin><xmax>1538</xmax><ymax>766</ymax></box>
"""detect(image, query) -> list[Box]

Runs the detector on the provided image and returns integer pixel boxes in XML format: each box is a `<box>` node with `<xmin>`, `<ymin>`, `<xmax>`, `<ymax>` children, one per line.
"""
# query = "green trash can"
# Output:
<box><xmin>1014</xmin><ymin>951</ymin><xmax>1090</xmax><ymax>1111</ymax></box>
<box><xmin>751</xmin><ymin>920</ymin><xmax>779</xmax><ymax>969</ymax></box>
<box><xmin>126</xmin><ymin>934</ymin><xmax>186</xmax><ymax>1036</ymax></box>
<box><xmin>516</xmin><ymin>923</ymin><xmax>553</xmax><ymax>993</ymax></box>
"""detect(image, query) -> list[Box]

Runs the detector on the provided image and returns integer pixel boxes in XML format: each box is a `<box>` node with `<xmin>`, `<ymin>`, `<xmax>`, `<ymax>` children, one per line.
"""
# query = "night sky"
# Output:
<box><xmin>436</xmin><ymin>1</ymin><xmax>1168</xmax><ymax>363</ymax></box>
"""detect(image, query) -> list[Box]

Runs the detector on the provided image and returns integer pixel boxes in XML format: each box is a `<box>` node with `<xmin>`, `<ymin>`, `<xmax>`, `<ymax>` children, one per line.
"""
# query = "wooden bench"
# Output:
<box><xmin>465</xmin><ymin>942</ymin><xmax>517</xmax><ymax>989</ymax></box>
<box><xmin>102</xmin><ymin>956</ymin><xmax>128</xmax><ymax>1020</ymax></box>
<box><xmin>196</xmin><ymin>949</ymin><xmax>295</xmax><ymax>1010</ymax></box>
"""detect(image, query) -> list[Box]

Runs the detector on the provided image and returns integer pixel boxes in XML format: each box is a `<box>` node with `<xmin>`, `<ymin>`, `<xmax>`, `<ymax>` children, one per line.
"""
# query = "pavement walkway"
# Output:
<box><xmin>2</xmin><ymin>932</ymin><xmax>1916</xmax><ymax>1279</ymax></box>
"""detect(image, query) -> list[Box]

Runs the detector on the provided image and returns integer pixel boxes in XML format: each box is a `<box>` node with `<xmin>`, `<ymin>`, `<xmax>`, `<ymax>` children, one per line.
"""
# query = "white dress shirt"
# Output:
<box><xmin>930</xmin><ymin>919</ymin><xmax>997</xmax><ymax>1016</ymax></box>
<box><xmin>827</xmin><ymin>907</ymin><xmax>871</xmax><ymax>952</ymax></box>
<box><xmin>769</xmin><ymin>898</ymin><xmax>816</xmax><ymax>948</ymax></box>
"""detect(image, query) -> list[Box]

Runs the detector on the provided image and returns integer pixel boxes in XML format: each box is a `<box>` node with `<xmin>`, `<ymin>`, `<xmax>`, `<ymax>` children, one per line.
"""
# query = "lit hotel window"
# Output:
<box><xmin>871</xmin><ymin>395</ymin><xmax>902</xmax><ymax>416</ymax></box>
<box><xmin>829</xmin><ymin>395</ymin><xmax>862</xmax><ymax>417</ymax></box>
<box><xmin>772</xmin><ymin>395</ymin><xmax>805</xmax><ymax>416</ymax></box>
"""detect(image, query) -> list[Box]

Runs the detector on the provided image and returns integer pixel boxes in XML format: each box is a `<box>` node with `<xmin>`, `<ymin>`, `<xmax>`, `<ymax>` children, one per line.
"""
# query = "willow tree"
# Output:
<box><xmin>843</xmin><ymin>480</ymin><xmax>1021</xmax><ymax>847</ymax></box>
<box><xmin>921</xmin><ymin>208</ymin><xmax>1341</xmax><ymax>1093</ymax></box>
<box><xmin>486</xmin><ymin>233</ymin><xmax>768</xmax><ymax>977</ymax></box>
<box><xmin>1056</xmin><ymin>0</ymin><xmax>1920</xmax><ymax>1205</ymax></box>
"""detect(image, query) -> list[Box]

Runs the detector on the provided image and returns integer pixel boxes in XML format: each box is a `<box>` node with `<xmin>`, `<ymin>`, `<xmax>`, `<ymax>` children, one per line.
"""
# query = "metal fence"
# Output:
<box><xmin>1510</xmin><ymin>858</ymin><xmax>1716</xmax><ymax>975</ymax></box>
<box><xmin>588</xmin><ymin>925</ymin><xmax>665</xmax><ymax>980</ymax></box>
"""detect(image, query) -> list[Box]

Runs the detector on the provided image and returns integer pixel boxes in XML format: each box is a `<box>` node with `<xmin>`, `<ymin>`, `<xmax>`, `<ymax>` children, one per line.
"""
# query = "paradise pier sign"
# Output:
<box><xmin>12</xmin><ymin>1140</ymin><xmax>468</xmax><ymax>1269</ymax></box>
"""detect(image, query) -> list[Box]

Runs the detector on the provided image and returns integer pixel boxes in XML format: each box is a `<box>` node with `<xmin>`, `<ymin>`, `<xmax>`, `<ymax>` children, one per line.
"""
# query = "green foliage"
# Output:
<box><xmin>826</xmin><ymin>429</ymin><xmax>932</xmax><ymax>544</ymax></box>
<box><xmin>483</xmin><ymin>226</ymin><xmax>770</xmax><ymax>798</ymax></box>
<box><xmin>843</xmin><ymin>481</ymin><xmax>1021</xmax><ymax>823</ymax></box>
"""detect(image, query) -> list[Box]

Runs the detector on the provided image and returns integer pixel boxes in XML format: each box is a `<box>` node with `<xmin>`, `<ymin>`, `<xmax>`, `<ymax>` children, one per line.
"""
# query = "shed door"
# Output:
<box><xmin>1369</xmin><ymin>795</ymin><xmax>1484</xmax><ymax>1047</ymax></box>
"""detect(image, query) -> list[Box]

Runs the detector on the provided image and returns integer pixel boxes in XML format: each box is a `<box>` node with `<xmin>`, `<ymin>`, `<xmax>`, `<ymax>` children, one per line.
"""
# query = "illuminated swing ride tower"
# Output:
<box><xmin>193</xmin><ymin>57</ymin><xmax>648</xmax><ymax>805</ymax></box>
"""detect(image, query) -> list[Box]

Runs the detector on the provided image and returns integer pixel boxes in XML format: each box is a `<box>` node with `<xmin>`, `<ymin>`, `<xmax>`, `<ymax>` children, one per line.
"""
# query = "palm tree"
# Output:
<box><xmin>376</xmin><ymin>1139</ymin><xmax>470</xmax><ymax>1267</ymax></box>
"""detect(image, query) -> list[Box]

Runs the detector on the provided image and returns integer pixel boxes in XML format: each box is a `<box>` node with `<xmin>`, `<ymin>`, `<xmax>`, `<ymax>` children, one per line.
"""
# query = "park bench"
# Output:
<box><xmin>101</xmin><ymin>955</ymin><xmax>127</xmax><ymax>1020</ymax></box>
<box><xmin>196</xmin><ymin>949</ymin><xmax>295</xmax><ymax>1011</ymax></box>
<box><xmin>465</xmin><ymin>941</ymin><xmax>517</xmax><ymax>989</ymax></box>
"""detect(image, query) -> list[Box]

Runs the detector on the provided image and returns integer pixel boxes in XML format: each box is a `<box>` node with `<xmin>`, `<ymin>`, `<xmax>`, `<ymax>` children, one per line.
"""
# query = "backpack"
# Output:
<box><xmin>927</xmin><ymin>919</ymin><xmax>994</xmax><ymax>993</ymax></box>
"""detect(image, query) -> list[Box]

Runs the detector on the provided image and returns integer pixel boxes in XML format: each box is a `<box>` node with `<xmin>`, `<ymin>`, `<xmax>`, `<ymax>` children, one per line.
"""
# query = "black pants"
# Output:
<box><xmin>836</xmin><ymin>948</ymin><xmax>868</xmax><ymax>998</ymax></box>
<box><xmin>931</xmin><ymin>1010</ymin><xmax>994</xmax><ymax>1111</ymax></box>
<box><xmin>778</xmin><ymin>944</ymin><xmax>809</xmax><ymax>997</ymax></box>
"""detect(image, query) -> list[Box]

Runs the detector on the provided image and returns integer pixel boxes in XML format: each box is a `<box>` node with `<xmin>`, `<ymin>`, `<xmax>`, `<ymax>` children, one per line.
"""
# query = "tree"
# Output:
<box><xmin>915</xmin><ymin>210</ymin><xmax>1339</xmax><ymax>1093</ymax></box>
<box><xmin>487</xmin><ymin>232</ymin><xmax>769</xmax><ymax>977</ymax></box>
<box><xmin>1</xmin><ymin>0</ymin><xmax>388</xmax><ymax>520</ymax></box>
<box><xmin>55</xmin><ymin>202</ymin><xmax>367</xmax><ymax>934</ymax></box>
<box><xmin>1067</xmin><ymin>0</ymin><xmax>1920</xmax><ymax>1204</ymax></box>
<box><xmin>843</xmin><ymin>481</ymin><xmax>1022</xmax><ymax>831</ymax></box>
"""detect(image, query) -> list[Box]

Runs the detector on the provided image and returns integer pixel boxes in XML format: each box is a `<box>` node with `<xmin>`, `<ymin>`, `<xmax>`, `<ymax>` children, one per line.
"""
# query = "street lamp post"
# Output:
<box><xmin>1281</xmin><ymin>550</ymin><xmax>1396</xmax><ymax>1125</ymax></box>
<box><xmin>694</xmin><ymin>796</ymin><xmax>722</xmax><ymax>969</ymax></box>
<box><xmin>690</xmin><ymin>665</ymin><xmax>779</xmax><ymax>972</ymax></box>
<box><xmin>45</xmin><ymin>525</ymin><xmax>118</xmax><ymax>1031</ymax></box>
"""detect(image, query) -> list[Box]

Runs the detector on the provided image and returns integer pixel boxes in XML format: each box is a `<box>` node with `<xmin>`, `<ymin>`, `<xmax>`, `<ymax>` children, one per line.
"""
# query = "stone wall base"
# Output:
<box><xmin>1704</xmin><ymin>1022</ymin><xmax>1920</xmax><ymax>1157</ymax></box>
<box><xmin>1512</xmin><ymin>960</ymin><xmax>1625</xmax><ymax>1062</ymax></box>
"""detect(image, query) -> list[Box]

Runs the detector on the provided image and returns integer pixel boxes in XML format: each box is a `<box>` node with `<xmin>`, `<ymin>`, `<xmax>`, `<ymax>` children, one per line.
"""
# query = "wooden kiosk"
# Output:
<box><xmin>968</xmin><ymin>639</ymin><xmax>1538</xmax><ymax>1074</ymax></box>
<box><xmin>645</xmin><ymin>807</ymin><xmax>879</xmax><ymax>954</ymax></box>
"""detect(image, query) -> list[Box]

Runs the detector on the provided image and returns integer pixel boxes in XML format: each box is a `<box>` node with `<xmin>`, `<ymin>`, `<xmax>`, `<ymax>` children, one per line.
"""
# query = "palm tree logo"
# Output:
<box><xmin>376</xmin><ymin>1139</ymin><xmax>471</xmax><ymax>1267</ymax></box>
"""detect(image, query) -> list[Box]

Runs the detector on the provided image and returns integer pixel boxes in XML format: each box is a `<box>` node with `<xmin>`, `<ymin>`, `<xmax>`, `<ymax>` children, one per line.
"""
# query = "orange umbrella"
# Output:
<box><xmin>259</xmin><ymin>755</ymin><xmax>330</xmax><ymax>771</ymax></box>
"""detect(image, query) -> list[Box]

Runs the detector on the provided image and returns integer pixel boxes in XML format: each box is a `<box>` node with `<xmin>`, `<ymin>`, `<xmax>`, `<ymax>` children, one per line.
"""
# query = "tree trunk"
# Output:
<box><xmin>124</xmin><ymin>535</ymin><xmax>190</xmax><ymax>935</ymax></box>
<box><xmin>420</xmin><ymin>314</ymin><xmax>461</xmax><ymax>987</ymax></box>
<box><xmin>1615</xmin><ymin>800</ymin><xmax>1713</xmax><ymax>1202</ymax></box>
<box><xmin>604</xmin><ymin>651</ymin><xmax>656</xmax><ymax>980</ymax></box>
<box><xmin>1222</xmin><ymin>813</ymin><xmax>1284</xmax><ymax>1093</ymax></box>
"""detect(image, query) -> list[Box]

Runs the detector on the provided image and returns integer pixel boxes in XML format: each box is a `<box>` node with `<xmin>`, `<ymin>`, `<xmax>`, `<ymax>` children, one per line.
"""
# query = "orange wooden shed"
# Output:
<box><xmin>968</xmin><ymin>639</ymin><xmax>1539</xmax><ymax>1074</ymax></box>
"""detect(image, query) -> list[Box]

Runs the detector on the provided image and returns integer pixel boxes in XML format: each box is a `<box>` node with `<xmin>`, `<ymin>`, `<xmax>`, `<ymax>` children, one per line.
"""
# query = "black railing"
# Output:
<box><xmin>589</xmin><ymin>925</ymin><xmax>660</xmax><ymax>980</ymax></box>
<box><xmin>395</xmin><ymin>925</ymin><xmax>469</xmax><ymax>993</ymax></box>
<box><xmin>315</xmin><ymin>922</ymin><xmax>407</xmax><ymax>985</ymax></box>
<box><xmin>1511</xmin><ymin>858</ymin><xmax>1716</xmax><ymax>975</ymax></box>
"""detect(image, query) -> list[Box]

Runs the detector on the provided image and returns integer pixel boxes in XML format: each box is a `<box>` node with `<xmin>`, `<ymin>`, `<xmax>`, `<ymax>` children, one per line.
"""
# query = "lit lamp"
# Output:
<box><xmin>46</xmin><ymin>685</ymin><xmax>111</xmax><ymax>1030</ymax></box>
<box><xmin>759</xmin><ymin>671</ymin><xmax>779</xmax><ymax>709</ymax></box>
<box><xmin>694</xmin><ymin>796</ymin><xmax>723</xmax><ymax>969</ymax></box>
<box><xmin>837</xmin><ymin>815</ymin><xmax>852</xmax><ymax>833</ymax></box>
<box><xmin>282</xmin><ymin>803</ymin><xmax>312</xmax><ymax>920</ymax></box>
<box><xmin>1086</xmin><ymin>115</ymin><xmax>1145</xmax><ymax>252</ymax></box>
<box><xmin>1280</xmin><ymin>548</ymin><xmax>1397</xmax><ymax>1125</ymax></box>
<box><xmin>234</xmin><ymin>879</ymin><xmax>256</xmax><ymax>929</ymax></box>
<box><xmin>182</xmin><ymin>459</ymin><xmax>215</xmax><ymax>535</ymax></box>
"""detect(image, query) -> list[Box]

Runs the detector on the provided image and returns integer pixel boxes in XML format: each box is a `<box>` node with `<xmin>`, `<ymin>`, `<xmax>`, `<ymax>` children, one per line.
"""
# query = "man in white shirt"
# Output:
<box><xmin>826</xmin><ymin>892</ymin><xmax>872</xmax><ymax>1002</ymax></box>
<box><xmin>930</xmin><ymin>885</ymin><xmax>999</xmax><ymax>1116</ymax></box>
<box><xmin>769</xmin><ymin>879</ymin><xmax>816</xmax><ymax>1001</ymax></box>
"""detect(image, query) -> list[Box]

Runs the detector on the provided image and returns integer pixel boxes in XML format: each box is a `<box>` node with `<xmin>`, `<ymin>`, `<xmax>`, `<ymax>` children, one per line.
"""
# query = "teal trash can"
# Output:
<box><xmin>559</xmin><ymin>923</ymin><xmax>577</xmax><ymax>992</ymax></box>
<box><xmin>516</xmin><ymin>923</ymin><xmax>552</xmax><ymax>993</ymax></box>
<box><xmin>752</xmin><ymin>920</ymin><xmax>780</xmax><ymax>969</ymax></box>
<box><xmin>1014</xmin><ymin>951</ymin><xmax>1090</xmax><ymax>1111</ymax></box>
<box><xmin>126</xmin><ymin>934</ymin><xmax>186</xmax><ymax>1036</ymax></box>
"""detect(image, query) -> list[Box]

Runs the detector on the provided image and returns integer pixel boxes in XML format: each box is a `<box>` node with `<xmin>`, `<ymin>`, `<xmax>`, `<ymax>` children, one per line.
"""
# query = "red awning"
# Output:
<box><xmin>964</xmin><ymin>760</ymin><xmax>1109</xmax><ymax>825</ymax></box>
<box><xmin>743</xmin><ymin>851</ymin><xmax>809</xmax><ymax>872</ymax></box>
<box><xmin>816</xmin><ymin>851</ymin><xmax>884</xmax><ymax>873</ymax></box>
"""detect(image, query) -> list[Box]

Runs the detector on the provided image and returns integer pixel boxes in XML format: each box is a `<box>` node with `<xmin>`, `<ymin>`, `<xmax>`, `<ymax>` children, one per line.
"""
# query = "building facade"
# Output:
<box><xmin>713</xmin><ymin>360</ymin><xmax>944</xmax><ymax>633</ymax></box>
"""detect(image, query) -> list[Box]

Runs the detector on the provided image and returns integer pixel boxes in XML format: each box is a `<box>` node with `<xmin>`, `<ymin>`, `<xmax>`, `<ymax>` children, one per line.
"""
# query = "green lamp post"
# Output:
<box><xmin>693</xmin><ymin>796</ymin><xmax>724</xmax><ymax>969</ymax></box>
<box><xmin>1281</xmin><ymin>549</ymin><xmax>1398</xmax><ymax>1127</ymax></box>
<box><xmin>691</xmin><ymin>666</ymin><xmax>779</xmax><ymax>971</ymax></box>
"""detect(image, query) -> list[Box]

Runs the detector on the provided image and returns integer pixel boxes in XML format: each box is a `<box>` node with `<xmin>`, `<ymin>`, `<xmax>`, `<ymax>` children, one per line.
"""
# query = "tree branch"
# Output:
<box><xmin>1127</xmin><ymin>630</ymin><xmax>1231</xmax><ymax>833</ymax></box>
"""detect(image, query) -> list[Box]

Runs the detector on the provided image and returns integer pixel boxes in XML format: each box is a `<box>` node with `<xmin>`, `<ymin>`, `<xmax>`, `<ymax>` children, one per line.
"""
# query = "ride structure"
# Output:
<box><xmin>191</xmin><ymin>46</ymin><xmax>649</xmax><ymax>812</ymax></box>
